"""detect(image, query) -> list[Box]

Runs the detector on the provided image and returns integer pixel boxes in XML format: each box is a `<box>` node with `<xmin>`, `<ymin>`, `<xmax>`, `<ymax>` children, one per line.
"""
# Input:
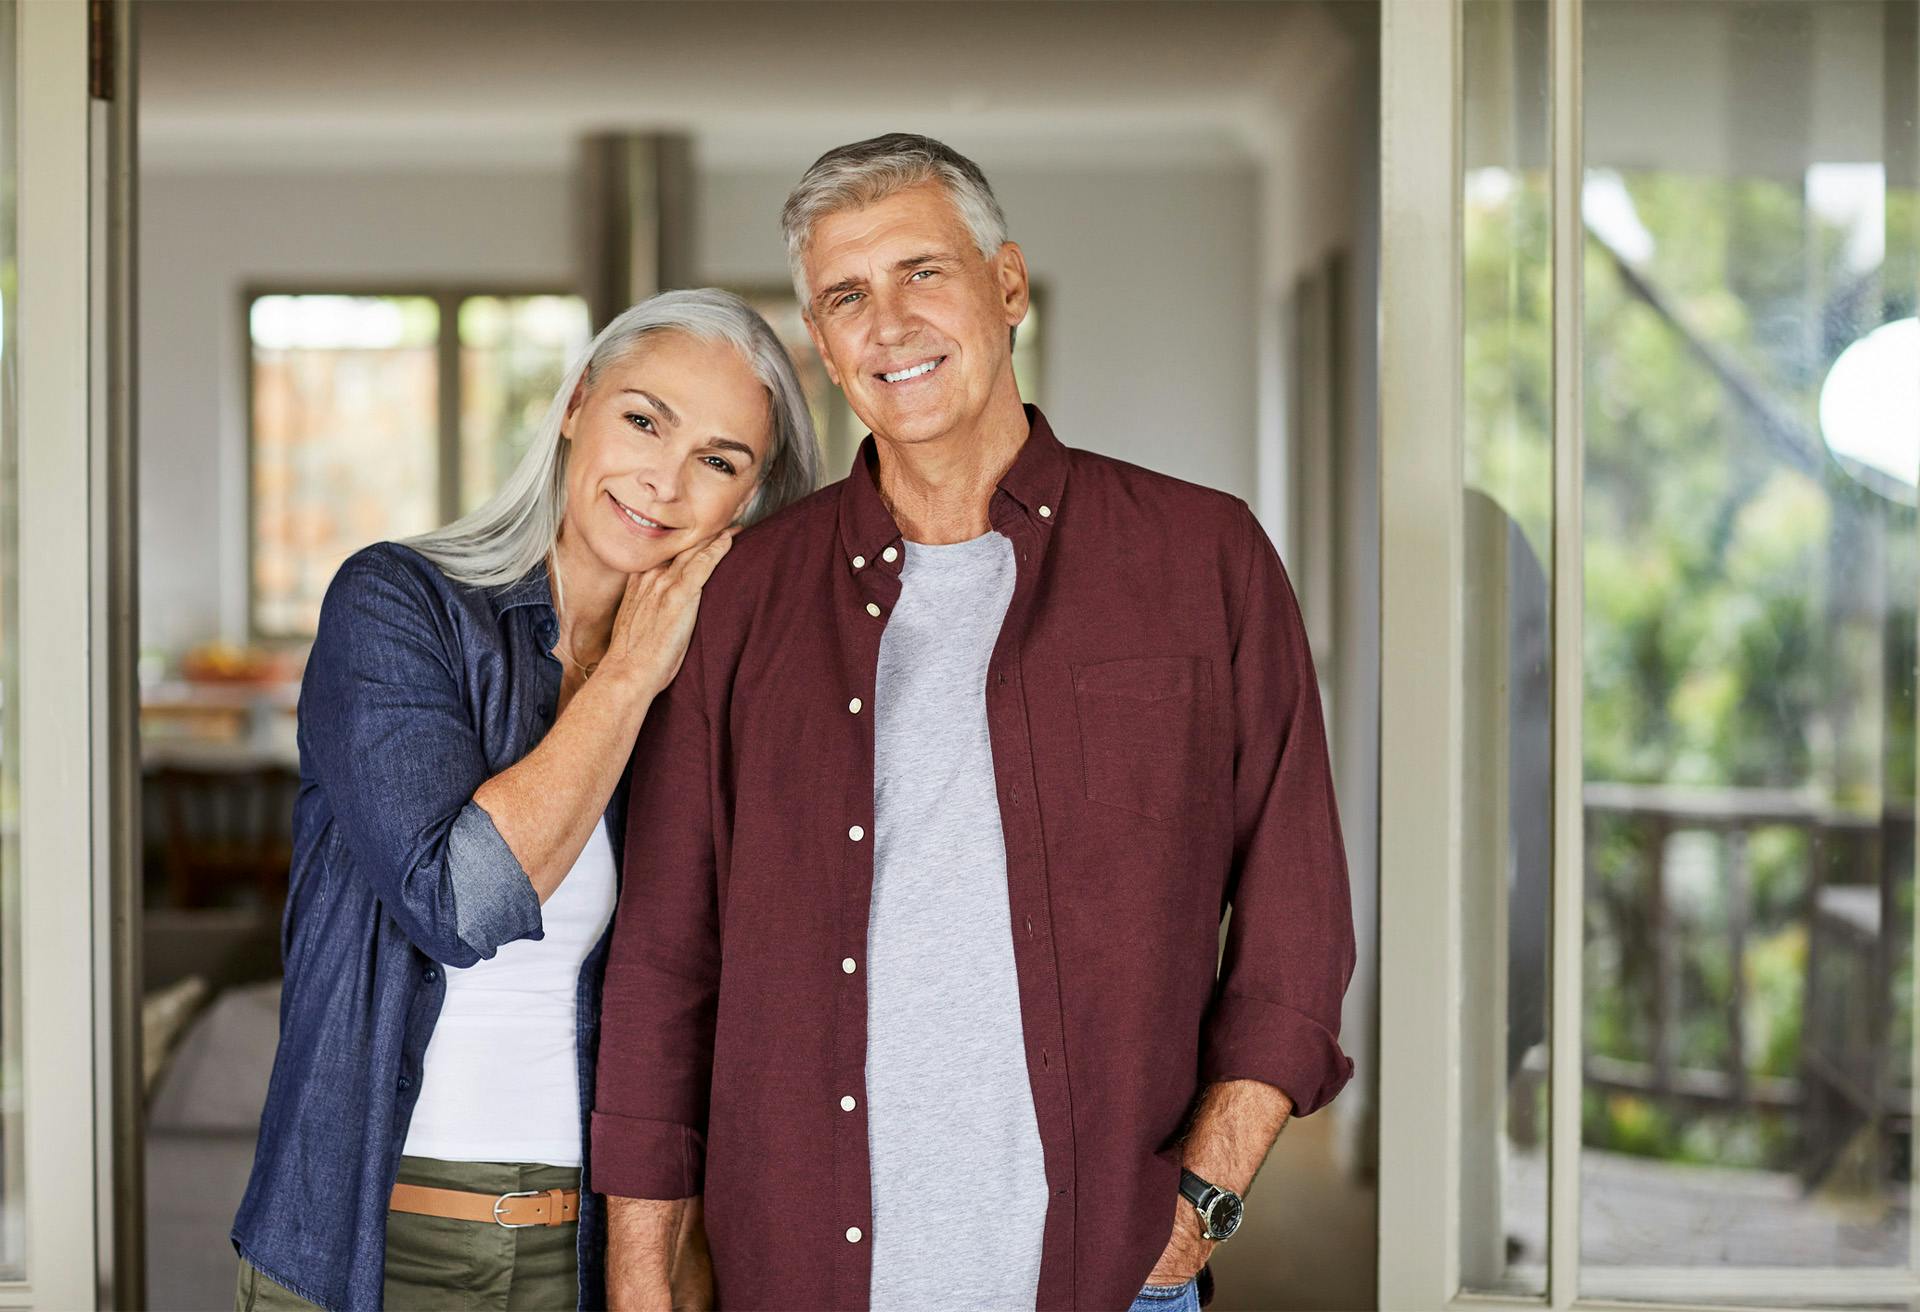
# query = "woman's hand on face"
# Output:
<box><xmin>597</xmin><ymin>530</ymin><xmax>736</xmax><ymax>699</ymax></box>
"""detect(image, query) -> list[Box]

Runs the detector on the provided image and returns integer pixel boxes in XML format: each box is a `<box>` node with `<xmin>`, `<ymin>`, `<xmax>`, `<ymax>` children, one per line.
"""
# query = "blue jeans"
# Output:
<box><xmin>1128</xmin><ymin>1278</ymin><xmax>1200</xmax><ymax>1312</ymax></box>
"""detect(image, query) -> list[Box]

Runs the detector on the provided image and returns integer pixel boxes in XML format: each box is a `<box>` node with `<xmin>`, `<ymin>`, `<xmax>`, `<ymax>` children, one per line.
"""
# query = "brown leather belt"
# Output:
<box><xmin>389</xmin><ymin>1183</ymin><xmax>580</xmax><ymax>1228</ymax></box>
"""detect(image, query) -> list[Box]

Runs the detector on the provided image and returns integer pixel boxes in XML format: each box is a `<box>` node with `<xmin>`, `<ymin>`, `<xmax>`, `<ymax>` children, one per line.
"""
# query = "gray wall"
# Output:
<box><xmin>139</xmin><ymin>159</ymin><xmax>1261</xmax><ymax>656</ymax></box>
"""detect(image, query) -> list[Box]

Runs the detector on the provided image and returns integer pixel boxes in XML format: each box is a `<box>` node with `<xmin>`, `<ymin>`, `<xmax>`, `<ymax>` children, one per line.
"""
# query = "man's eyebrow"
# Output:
<box><xmin>813</xmin><ymin>251</ymin><xmax>961</xmax><ymax>308</ymax></box>
<box><xmin>619</xmin><ymin>388</ymin><xmax>681</xmax><ymax>427</ymax></box>
<box><xmin>893</xmin><ymin>250</ymin><xmax>957</xmax><ymax>272</ymax></box>
<box><xmin>814</xmin><ymin>275</ymin><xmax>866</xmax><ymax>307</ymax></box>
<box><xmin>707</xmin><ymin>436</ymin><xmax>760</xmax><ymax>465</ymax></box>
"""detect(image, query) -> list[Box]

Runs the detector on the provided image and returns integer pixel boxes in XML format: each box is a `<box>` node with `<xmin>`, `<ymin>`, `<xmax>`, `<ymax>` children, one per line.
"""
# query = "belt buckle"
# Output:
<box><xmin>492</xmin><ymin>1189</ymin><xmax>542</xmax><ymax>1229</ymax></box>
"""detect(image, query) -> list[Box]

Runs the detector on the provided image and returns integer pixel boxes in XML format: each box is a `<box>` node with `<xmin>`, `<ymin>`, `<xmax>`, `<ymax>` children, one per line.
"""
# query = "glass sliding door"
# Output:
<box><xmin>1459</xmin><ymin>0</ymin><xmax>1554</xmax><ymax>1296</ymax></box>
<box><xmin>1579</xmin><ymin>0</ymin><xmax>1919</xmax><ymax>1298</ymax></box>
<box><xmin>1381</xmin><ymin>0</ymin><xmax>1920</xmax><ymax>1307</ymax></box>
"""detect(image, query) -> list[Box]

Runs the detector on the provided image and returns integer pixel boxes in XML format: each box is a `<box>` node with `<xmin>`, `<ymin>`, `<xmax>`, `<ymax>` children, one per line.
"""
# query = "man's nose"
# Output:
<box><xmin>869</xmin><ymin>290</ymin><xmax>917</xmax><ymax>346</ymax></box>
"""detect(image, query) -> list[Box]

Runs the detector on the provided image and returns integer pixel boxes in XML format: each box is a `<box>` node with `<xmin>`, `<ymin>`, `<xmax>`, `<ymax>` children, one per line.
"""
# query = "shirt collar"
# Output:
<box><xmin>836</xmin><ymin>404</ymin><xmax>1069</xmax><ymax>571</ymax></box>
<box><xmin>491</xmin><ymin>556</ymin><xmax>556</xmax><ymax>619</ymax></box>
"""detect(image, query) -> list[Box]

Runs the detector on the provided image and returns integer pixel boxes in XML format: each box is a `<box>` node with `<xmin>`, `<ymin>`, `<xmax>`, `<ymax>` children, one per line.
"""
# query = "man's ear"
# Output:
<box><xmin>995</xmin><ymin>241</ymin><xmax>1031</xmax><ymax>328</ymax></box>
<box><xmin>802</xmin><ymin>312</ymin><xmax>844</xmax><ymax>389</ymax></box>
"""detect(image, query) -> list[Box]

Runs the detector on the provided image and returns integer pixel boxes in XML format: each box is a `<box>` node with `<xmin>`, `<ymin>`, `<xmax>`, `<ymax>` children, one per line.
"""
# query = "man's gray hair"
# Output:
<box><xmin>781</xmin><ymin>133</ymin><xmax>1009</xmax><ymax>311</ymax></box>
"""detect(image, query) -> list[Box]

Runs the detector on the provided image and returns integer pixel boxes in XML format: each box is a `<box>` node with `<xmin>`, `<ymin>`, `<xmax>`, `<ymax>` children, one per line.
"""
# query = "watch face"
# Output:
<box><xmin>1206</xmin><ymin>1192</ymin><xmax>1244</xmax><ymax>1240</ymax></box>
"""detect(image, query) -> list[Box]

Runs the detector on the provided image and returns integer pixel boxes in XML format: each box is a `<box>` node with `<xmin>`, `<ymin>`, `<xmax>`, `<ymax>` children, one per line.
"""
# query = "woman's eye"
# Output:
<box><xmin>625</xmin><ymin>412</ymin><xmax>656</xmax><ymax>433</ymax></box>
<box><xmin>702</xmin><ymin>455</ymin><xmax>737</xmax><ymax>476</ymax></box>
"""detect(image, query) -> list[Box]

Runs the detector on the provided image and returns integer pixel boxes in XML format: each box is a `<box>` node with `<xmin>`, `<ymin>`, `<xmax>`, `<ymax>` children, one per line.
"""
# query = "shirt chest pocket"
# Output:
<box><xmin>1071</xmin><ymin>656</ymin><xmax>1213</xmax><ymax>823</ymax></box>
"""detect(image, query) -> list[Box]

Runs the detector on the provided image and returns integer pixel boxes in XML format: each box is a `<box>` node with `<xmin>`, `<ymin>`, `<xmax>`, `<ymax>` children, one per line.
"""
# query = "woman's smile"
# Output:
<box><xmin>606</xmin><ymin>489</ymin><xmax>676</xmax><ymax>538</ymax></box>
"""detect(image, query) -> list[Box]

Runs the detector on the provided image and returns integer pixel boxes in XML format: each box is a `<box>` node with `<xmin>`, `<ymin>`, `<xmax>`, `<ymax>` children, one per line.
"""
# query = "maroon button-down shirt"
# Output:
<box><xmin>591</xmin><ymin>407</ymin><xmax>1355</xmax><ymax>1311</ymax></box>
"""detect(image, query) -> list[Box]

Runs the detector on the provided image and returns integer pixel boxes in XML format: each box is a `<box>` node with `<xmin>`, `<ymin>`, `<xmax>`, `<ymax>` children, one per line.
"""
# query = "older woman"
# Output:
<box><xmin>230</xmin><ymin>290</ymin><xmax>818</xmax><ymax>1312</ymax></box>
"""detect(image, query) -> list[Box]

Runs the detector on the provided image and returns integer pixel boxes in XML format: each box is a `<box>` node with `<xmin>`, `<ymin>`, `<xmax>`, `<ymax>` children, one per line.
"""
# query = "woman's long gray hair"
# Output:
<box><xmin>405</xmin><ymin>288</ymin><xmax>819</xmax><ymax>593</ymax></box>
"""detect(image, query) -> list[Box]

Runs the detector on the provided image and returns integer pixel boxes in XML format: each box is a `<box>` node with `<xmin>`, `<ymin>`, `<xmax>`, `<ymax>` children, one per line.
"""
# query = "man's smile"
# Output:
<box><xmin>875</xmin><ymin>355</ymin><xmax>947</xmax><ymax>384</ymax></box>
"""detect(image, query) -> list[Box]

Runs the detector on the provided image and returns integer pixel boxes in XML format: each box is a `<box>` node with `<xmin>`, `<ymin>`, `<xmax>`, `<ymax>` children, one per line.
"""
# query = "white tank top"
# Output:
<box><xmin>403</xmin><ymin>817</ymin><xmax>617</xmax><ymax>1167</ymax></box>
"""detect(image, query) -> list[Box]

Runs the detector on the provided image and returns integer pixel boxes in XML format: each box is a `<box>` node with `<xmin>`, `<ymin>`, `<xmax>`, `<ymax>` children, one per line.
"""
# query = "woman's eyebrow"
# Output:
<box><xmin>708</xmin><ymin>437</ymin><xmax>759</xmax><ymax>465</ymax></box>
<box><xmin>618</xmin><ymin>388</ymin><xmax>681</xmax><ymax>427</ymax></box>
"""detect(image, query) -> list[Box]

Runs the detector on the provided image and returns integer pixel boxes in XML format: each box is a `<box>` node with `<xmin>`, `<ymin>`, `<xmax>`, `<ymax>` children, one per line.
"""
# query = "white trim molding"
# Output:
<box><xmin>1376</xmin><ymin>0</ymin><xmax>1464</xmax><ymax>1306</ymax></box>
<box><xmin>9</xmin><ymin>0</ymin><xmax>103</xmax><ymax>1304</ymax></box>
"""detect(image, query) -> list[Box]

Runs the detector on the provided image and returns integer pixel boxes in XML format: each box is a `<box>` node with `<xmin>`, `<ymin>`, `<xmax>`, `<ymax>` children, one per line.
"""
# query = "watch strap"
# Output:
<box><xmin>1178</xmin><ymin>1168</ymin><xmax>1216</xmax><ymax>1208</ymax></box>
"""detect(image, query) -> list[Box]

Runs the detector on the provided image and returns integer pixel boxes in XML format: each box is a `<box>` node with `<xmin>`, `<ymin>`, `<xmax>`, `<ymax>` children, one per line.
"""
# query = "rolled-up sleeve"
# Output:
<box><xmin>1198</xmin><ymin>505</ymin><xmax>1357</xmax><ymax>1117</ymax></box>
<box><xmin>590</xmin><ymin>622</ymin><xmax>719</xmax><ymax>1201</ymax></box>
<box><xmin>303</xmin><ymin>547</ymin><xmax>543</xmax><ymax>967</ymax></box>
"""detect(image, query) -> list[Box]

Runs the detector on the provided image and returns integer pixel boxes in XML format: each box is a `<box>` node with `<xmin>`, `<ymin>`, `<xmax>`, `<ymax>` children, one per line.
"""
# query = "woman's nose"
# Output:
<box><xmin>635</xmin><ymin>453</ymin><xmax>683</xmax><ymax>504</ymax></box>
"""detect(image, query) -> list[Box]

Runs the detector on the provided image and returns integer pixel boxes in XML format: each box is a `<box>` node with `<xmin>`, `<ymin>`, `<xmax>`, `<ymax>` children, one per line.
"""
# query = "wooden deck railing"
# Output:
<box><xmin>1581</xmin><ymin>781</ymin><xmax>1910</xmax><ymax>1185</ymax></box>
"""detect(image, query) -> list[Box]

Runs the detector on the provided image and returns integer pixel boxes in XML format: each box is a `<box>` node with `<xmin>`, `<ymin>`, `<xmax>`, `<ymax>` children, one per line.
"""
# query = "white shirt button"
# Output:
<box><xmin>848</xmin><ymin>697</ymin><xmax>863</xmax><ymax>714</ymax></box>
<box><xmin>1039</xmin><ymin>505</ymin><xmax>1052</xmax><ymax>518</ymax></box>
<box><xmin>842</xmin><ymin>957</ymin><xmax>857</xmax><ymax>974</ymax></box>
<box><xmin>852</xmin><ymin>555</ymin><xmax>866</xmax><ymax>570</ymax></box>
<box><xmin>846</xmin><ymin>1227</ymin><xmax>863</xmax><ymax>1243</ymax></box>
<box><xmin>865</xmin><ymin>602</ymin><xmax>881</xmax><ymax>618</ymax></box>
<box><xmin>840</xmin><ymin>1095</ymin><xmax>857</xmax><ymax>1111</ymax></box>
<box><xmin>848</xmin><ymin>825</ymin><xmax>865</xmax><ymax>842</ymax></box>
<box><xmin>881</xmin><ymin>546</ymin><xmax>899</xmax><ymax>563</ymax></box>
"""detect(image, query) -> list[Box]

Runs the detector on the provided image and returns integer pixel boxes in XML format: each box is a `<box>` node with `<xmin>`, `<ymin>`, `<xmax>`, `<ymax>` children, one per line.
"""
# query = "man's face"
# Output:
<box><xmin>801</xmin><ymin>183</ymin><xmax>1029</xmax><ymax>448</ymax></box>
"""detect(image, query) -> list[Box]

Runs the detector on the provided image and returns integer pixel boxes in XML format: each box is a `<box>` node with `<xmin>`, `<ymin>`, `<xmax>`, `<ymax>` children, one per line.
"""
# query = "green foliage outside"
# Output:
<box><xmin>1466</xmin><ymin>167</ymin><xmax>1919</xmax><ymax>1173</ymax></box>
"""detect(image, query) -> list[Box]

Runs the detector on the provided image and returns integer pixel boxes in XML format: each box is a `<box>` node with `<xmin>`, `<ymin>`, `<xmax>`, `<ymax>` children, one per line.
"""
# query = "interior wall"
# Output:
<box><xmin>138</xmin><ymin>166</ymin><xmax>575</xmax><ymax>656</ymax></box>
<box><xmin>138</xmin><ymin>158</ymin><xmax>1261</xmax><ymax>658</ymax></box>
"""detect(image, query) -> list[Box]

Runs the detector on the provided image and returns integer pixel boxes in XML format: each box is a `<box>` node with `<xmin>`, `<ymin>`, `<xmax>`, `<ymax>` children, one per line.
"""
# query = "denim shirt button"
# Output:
<box><xmin>397</xmin><ymin>1074</ymin><xmax>411</xmax><ymax>1091</ymax></box>
<box><xmin>422</xmin><ymin>967</ymin><xmax>437</xmax><ymax>983</ymax></box>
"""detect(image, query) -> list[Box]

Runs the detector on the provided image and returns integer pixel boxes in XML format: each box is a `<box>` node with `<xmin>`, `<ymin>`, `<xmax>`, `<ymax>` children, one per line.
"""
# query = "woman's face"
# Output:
<box><xmin>559</xmin><ymin>331</ymin><xmax>773</xmax><ymax>575</ymax></box>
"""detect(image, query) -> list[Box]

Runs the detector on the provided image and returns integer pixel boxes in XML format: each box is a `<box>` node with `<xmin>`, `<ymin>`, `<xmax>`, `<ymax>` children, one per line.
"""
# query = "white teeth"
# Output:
<box><xmin>882</xmin><ymin>359</ymin><xmax>940</xmax><ymax>383</ymax></box>
<box><xmin>615</xmin><ymin>500</ymin><xmax>664</xmax><ymax>530</ymax></box>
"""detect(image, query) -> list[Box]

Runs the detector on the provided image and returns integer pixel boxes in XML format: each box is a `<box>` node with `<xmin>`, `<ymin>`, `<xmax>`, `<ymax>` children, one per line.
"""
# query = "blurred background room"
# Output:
<box><xmin>130</xmin><ymin>4</ymin><xmax>1381</xmax><ymax>1309</ymax></box>
<box><xmin>110</xmin><ymin>1</ymin><xmax>1920</xmax><ymax>1308</ymax></box>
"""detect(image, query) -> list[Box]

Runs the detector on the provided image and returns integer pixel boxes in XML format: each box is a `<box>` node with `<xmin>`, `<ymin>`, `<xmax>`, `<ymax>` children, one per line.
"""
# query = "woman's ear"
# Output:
<box><xmin>559</xmin><ymin>377</ymin><xmax>589</xmax><ymax>439</ymax></box>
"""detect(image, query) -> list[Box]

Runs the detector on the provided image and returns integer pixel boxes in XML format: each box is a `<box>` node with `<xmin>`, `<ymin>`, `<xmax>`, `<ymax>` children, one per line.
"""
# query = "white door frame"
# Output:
<box><xmin>9</xmin><ymin>0</ymin><xmax>108</xmax><ymax>1306</ymax></box>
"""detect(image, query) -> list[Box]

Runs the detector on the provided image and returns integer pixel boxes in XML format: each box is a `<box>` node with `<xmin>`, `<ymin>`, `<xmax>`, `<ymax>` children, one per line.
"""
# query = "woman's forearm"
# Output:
<box><xmin>473</xmin><ymin>668</ymin><xmax>655</xmax><ymax>902</ymax></box>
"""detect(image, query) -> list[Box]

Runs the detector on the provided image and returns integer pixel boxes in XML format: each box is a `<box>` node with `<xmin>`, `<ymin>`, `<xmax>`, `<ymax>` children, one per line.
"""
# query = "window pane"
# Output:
<box><xmin>0</xmin><ymin>0</ymin><xmax>22</xmax><ymax>1281</ymax></box>
<box><xmin>457</xmin><ymin>295</ymin><xmax>590</xmax><ymax>515</ymax></box>
<box><xmin>1460</xmin><ymin>0</ymin><xmax>1553</xmax><ymax>1295</ymax></box>
<box><xmin>1581</xmin><ymin>0</ymin><xmax>1918</xmax><ymax>1292</ymax></box>
<box><xmin>250</xmin><ymin>295</ymin><xmax>440</xmax><ymax>637</ymax></box>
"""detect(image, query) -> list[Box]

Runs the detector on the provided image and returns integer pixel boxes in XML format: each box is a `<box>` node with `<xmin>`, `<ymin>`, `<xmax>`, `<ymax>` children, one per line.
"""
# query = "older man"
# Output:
<box><xmin>591</xmin><ymin>134</ymin><xmax>1355</xmax><ymax>1312</ymax></box>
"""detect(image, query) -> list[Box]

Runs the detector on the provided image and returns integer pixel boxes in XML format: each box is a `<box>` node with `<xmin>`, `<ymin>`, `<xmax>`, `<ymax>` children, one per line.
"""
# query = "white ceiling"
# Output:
<box><xmin>138</xmin><ymin>0</ymin><xmax>1356</xmax><ymax>172</ymax></box>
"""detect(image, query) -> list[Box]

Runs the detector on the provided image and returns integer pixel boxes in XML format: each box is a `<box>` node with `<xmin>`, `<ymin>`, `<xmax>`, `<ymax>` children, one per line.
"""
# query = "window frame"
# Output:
<box><xmin>240</xmin><ymin>281</ymin><xmax>583</xmax><ymax>641</ymax></box>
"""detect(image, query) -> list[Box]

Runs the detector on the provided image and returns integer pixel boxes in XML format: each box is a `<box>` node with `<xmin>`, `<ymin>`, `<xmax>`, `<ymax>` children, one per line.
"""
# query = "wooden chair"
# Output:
<box><xmin>148</xmin><ymin>764</ymin><xmax>300</xmax><ymax>909</ymax></box>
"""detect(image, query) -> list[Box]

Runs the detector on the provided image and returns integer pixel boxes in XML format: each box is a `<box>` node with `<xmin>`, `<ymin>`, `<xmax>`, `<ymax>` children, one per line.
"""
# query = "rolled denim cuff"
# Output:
<box><xmin>447</xmin><ymin>801</ymin><xmax>543</xmax><ymax>956</ymax></box>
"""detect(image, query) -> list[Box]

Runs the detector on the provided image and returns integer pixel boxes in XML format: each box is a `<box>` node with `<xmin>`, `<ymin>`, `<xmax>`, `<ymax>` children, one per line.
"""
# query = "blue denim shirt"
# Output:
<box><xmin>232</xmin><ymin>542</ymin><xmax>623</xmax><ymax>1312</ymax></box>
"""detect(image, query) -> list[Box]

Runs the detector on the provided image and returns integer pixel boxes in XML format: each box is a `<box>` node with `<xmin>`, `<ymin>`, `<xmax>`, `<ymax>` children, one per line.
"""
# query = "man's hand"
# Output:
<box><xmin>1145</xmin><ymin>1193</ymin><xmax>1214</xmax><ymax>1286</ymax></box>
<box><xmin>607</xmin><ymin>1195</ymin><xmax>712</xmax><ymax>1312</ymax></box>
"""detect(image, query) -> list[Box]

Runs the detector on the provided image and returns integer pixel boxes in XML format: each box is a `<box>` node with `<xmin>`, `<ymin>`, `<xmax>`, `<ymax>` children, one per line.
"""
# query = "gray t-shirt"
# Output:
<box><xmin>866</xmin><ymin>531</ymin><xmax>1050</xmax><ymax>1311</ymax></box>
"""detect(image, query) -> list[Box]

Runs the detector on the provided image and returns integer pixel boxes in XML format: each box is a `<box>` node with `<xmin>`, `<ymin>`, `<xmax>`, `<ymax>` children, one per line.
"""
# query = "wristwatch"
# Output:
<box><xmin>1178</xmin><ymin>1169</ymin><xmax>1244</xmax><ymax>1242</ymax></box>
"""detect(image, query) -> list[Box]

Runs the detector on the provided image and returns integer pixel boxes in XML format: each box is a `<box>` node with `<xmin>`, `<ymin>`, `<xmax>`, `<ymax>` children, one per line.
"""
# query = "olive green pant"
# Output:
<box><xmin>235</xmin><ymin>1157</ymin><xmax>581</xmax><ymax>1311</ymax></box>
